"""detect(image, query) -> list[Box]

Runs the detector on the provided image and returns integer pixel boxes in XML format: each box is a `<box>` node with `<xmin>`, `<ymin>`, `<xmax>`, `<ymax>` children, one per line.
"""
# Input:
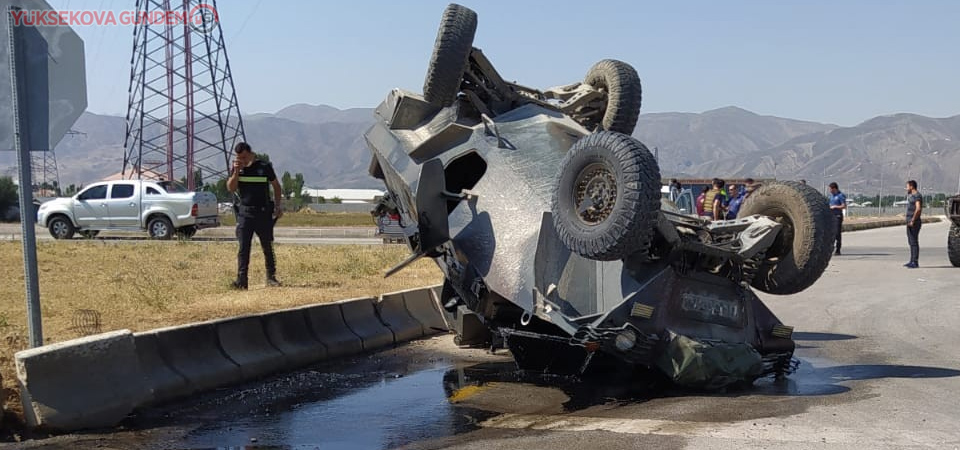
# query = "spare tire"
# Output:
<box><xmin>948</xmin><ymin>223</ymin><xmax>960</xmax><ymax>267</ymax></box>
<box><xmin>737</xmin><ymin>181</ymin><xmax>834</xmax><ymax>295</ymax></box>
<box><xmin>552</xmin><ymin>131</ymin><xmax>661</xmax><ymax>261</ymax></box>
<box><xmin>582</xmin><ymin>59</ymin><xmax>643</xmax><ymax>135</ymax></box>
<box><xmin>423</xmin><ymin>4</ymin><xmax>477</xmax><ymax>107</ymax></box>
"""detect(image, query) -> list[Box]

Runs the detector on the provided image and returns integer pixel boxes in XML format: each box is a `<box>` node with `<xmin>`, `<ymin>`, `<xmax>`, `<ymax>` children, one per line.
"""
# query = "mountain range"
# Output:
<box><xmin>3</xmin><ymin>104</ymin><xmax>958</xmax><ymax>196</ymax></box>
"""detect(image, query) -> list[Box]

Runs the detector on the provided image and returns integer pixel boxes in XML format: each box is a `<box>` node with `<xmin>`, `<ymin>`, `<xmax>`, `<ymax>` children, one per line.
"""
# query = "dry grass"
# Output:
<box><xmin>218</xmin><ymin>211</ymin><xmax>375</xmax><ymax>227</ymax></box>
<box><xmin>0</xmin><ymin>240</ymin><xmax>441</xmax><ymax>417</ymax></box>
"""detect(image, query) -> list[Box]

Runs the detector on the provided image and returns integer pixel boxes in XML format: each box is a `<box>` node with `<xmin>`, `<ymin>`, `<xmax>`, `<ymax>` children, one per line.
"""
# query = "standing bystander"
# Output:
<box><xmin>828</xmin><ymin>182</ymin><xmax>846</xmax><ymax>255</ymax></box>
<box><xmin>904</xmin><ymin>180</ymin><xmax>923</xmax><ymax>268</ymax></box>
<box><xmin>227</xmin><ymin>142</ymin><xmax>284</xmax><ymax>289</ymax></box>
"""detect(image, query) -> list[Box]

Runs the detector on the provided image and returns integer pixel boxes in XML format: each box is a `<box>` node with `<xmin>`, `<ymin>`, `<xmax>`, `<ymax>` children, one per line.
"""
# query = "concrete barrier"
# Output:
<box><xmin>430</xmin><ymin>283</ymin><xmax>458</xmax><ymax>332</ymax></box>
<box><xmin>843</xmin><ymin>216</ymin><xmax>940</xmax><ymax>232</ymax></box>
<box><xmin>402</xmin><ymin>287</ymin><xmax>449</xmax><ymax>334</ymax></box>
<box><xmin>14</xmin><ymin>286</ymin><xmax>449</xmax><ymax>432</ymax></box>
<box><xmin>262</xmin><ymin>307</ymin><xmax>328</xmax><ymax>368</ymax></box>
<box><xmin>15</xmin><ymin>330</ymin><xmax>149</xmax><ymax>430</ymax></box>
<box><xmin>216</xmin><ymin>316</ymin><xmax>288</xmax><ymax>381</ymax></box>
<box><xmin>378</xmin><ymin>291</ymin><xmax>424</xmax><ymax>343</ymax></box>
<box><xmin>304</xmin><ymin>302</ymin><xmax>364</xmax><ymax>358</ymax></box>
<box><xmin>132</xmin><ymin>332</ymin><xmax>190</xmax><ymax>404</ymax></box>
<box><xmin>147</xmin><ymin>321</ymin><xmax>242</xmax><ymax>394</ymax></box>
<box><xmin>338</xmin><ymin>297</ymin><xmax>395</xmax><ymax>351</ymax></box>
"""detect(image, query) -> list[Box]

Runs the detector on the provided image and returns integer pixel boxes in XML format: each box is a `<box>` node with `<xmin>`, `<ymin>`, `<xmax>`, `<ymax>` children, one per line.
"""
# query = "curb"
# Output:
<box><xmin>339</xmin><ymin>297</ymin><xmax>394</xmax><ymax>351</ymax></box>
<box><xmin>14</xmin><ymin>285</ymin><xmax>445</xmax><ymax>431</ymax></box>
<box><xmin>378</xmin><ymin>291</ymin><xmax>426</xmax><ymax>342</ymax></box>
<box><xmin>303</xmin><ymin>302</ymin><xmax>363</xmax><ymax>358</ymax></box>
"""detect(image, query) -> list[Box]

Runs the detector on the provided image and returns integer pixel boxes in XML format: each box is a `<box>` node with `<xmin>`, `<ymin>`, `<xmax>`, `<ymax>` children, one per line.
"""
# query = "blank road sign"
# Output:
<box><xmin>0</xmin><ymin>0</ymin><xmax>87</xmax><ymax>151</ymax></box>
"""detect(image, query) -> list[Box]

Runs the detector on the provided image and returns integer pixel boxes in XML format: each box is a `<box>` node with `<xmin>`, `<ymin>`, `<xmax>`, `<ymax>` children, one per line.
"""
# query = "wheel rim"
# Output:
<box><xmin>573</xmin><ymin>162</ymin><xmax>617</xmax><ymax>225</ymax></box>
<box><xmin>52</xmin><ymin>220</ymin><xmax>68</xmax><ymax>238</ymax></box>
<box><xmin>152</xmin><ymin>221</ymin><xmax>168</xmax><ymax>237</ymax></box>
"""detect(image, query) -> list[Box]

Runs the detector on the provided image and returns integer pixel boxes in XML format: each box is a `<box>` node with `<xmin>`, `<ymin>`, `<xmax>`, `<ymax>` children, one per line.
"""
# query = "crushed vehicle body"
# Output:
<box><xmin>365</xmin><ymin>4</ymin><xmax>835</xmax><ymax>387</ymax></box>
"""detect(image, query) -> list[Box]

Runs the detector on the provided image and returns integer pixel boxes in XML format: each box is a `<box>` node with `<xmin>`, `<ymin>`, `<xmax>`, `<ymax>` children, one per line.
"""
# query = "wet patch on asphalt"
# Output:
<box><xmin>12</xmin><ymin>336</ymin><xmax>960</xmax><ymax>449</ymax></box>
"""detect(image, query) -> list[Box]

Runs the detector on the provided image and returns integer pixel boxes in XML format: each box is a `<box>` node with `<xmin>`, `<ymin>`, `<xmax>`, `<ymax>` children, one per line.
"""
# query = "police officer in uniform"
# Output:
<box><xmin>227</xmin><ymin>142</ymin><xmax>283</xmax><ymax>289</ymax></box>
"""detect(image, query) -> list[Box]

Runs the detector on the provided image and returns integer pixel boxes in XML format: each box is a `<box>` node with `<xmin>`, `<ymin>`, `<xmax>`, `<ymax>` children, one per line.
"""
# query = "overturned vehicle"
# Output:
<box><xmin>366</xmin><ymin>4</ymin><xmax>835</xmax><ymax>388</ymax></box>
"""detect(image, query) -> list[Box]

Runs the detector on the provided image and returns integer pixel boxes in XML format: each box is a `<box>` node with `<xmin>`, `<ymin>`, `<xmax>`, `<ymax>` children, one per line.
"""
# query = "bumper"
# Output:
<box><xmin>193</xmin><ymin>215</ymin><xmax>220</xmax><ymax>230</ymax></box>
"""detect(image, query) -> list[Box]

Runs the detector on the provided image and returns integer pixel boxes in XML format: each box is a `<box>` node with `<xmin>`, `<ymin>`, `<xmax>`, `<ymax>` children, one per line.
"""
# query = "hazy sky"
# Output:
<box><xmin>46</xmin><ymin>0</ymin><xmax>960</xmax><ymax>127</ymax></box>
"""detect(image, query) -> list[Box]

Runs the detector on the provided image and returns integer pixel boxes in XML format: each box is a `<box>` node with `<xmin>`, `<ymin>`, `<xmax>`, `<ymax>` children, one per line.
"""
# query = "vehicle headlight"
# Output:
<box><xmin>614</xmin><ymin>329</ymin><xmax>637</xmax><ymax>352</ymax></box>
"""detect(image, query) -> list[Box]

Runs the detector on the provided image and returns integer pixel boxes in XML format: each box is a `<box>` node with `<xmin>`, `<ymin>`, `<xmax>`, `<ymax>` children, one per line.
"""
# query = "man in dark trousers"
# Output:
<box><xmin>227</xmin><ymin>142</ymin><xmax>284</xmax><ymax>289</ymax></box>
<box><xmin>904</xmin><ymin>180</ymin><xmax>923</xmax><ymax>268</ymax></box>
<box><xmin>828</xmin><ymin>182</ymin><xmax>846</xmax><ymax>255</ymax></box>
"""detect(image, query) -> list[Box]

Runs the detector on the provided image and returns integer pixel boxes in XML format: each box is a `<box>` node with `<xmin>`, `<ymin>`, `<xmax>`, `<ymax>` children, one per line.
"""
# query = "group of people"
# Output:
<box><xmin>680</xmin><ymin>177</ymin><xmax>924</xmax><ymax>269</ymax></box>
<box><xmin>823</xmin><ymin>180</ymin><xmax>923</xmax><ymax>268</ymax></box>
<box><xmin>692</xmin><ymin>178</ymin><xmax>758</xmax><ymax>221</ymax></box>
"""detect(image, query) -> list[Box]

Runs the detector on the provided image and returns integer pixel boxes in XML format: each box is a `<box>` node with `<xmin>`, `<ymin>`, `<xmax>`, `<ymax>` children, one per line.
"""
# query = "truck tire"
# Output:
<box><xmin>147</xmin><ymin>216</ymin><xmax>173</xmax><ymax>240</ymax></box>
<box><xmin>737</xmin><ymin>181</ymin><xmax>834</xmax><ymax>295</ymax></box>
<box><xmin>948</xmin><ymin>223</ymin><xmax>960</xmax><ymax>267</ymax></box>
<box><xmin>48</xmin><ymin>215</ymin><xmax>75</xmax><ymax>240</ymax></box>
<box><xmin>552</xmin><ymin>131</ymin><xmax>660</xmax><ymax>261</ymax></box>
<box><xmin>423</xmin><ymin>3</ymin><xmax>477</xmax><ymax>107</ymax></box>
<box><xmin>582</xmin><ymin>59</ymin><xmax>643</xmax><ymax>135</ymax></box>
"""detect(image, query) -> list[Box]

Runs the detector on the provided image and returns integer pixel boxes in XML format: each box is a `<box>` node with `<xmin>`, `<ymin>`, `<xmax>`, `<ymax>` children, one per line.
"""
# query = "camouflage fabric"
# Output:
<box><xmin>655</xmin><ymin>331</ymin><xmax>763</xmax><ymax>389</ymax></box>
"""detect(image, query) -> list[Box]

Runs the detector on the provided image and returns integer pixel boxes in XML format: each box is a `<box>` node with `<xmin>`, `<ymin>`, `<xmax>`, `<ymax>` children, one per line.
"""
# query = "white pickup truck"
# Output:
<box><xmin>36</xmin><ymin>179</ymin><xmax>220</xmax><ymax>239</ymax></box>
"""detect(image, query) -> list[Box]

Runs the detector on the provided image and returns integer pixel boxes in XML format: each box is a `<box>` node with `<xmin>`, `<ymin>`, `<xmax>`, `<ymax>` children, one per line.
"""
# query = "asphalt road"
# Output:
<box><xmin>9</xmin><ymin>220</ymin><xmax>960</xmax><ymax>450</ymax></box>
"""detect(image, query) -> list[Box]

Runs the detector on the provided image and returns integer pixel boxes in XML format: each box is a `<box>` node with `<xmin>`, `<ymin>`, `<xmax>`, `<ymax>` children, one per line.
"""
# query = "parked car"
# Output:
<box><xmin>36</xmin><ymin>179</ymin><xmax>219</xmax><ymax>239</ymax></box>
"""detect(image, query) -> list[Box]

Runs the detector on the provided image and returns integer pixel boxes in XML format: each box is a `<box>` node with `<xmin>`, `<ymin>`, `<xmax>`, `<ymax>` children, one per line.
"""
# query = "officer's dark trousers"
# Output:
<box><xmin>236</xmin><ymin>206</ymin><xmax>276</xmax><ymax>284</ymax></box>
<box><xmin>833</xmin><ymin>212</ymin><xmax>843</xmax><ymax>253</ymax></box>
<box><xmin>906</xmin><ymin>221</ymin><xmax>921</xmax><ymax>264</ymax></box>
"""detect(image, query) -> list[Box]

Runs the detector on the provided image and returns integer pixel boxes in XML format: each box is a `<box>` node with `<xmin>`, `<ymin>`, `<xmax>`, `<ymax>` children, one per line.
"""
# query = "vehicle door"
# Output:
<box><xmin>73</xmin><ymin>184</ymin><xmax>110</xmax><ymax>227</ymax></box>
<box><xmin>106</xmin><ymin>182</ymin><xmax>139</xmax><ymax>227</ymax></box>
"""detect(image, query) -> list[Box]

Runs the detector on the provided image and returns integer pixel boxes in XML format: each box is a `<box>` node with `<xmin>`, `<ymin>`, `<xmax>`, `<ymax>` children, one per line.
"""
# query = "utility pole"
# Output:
<box><xmin>122</xmin><ymin>0</ymin><xmax>245</xmax><ymax>190</ymax></box>
<box><xmin>878</xmin><ymin>167</ymin><xmax>883</xmax><ymax>217</ymax></box>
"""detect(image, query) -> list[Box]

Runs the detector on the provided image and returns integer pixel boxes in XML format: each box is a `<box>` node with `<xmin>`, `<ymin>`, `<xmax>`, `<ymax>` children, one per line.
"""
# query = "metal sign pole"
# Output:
<box><xmin>8</xmin><ymin>6</ymin><xmax>43</xmax><ymax>347</ymax></box>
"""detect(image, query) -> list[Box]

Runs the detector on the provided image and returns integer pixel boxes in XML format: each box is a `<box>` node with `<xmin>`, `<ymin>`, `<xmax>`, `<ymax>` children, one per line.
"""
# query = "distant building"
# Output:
<box><xmin>303</xmin><ymin>188</ymin><xmax>385</xmax><ymax>204</ymax></box>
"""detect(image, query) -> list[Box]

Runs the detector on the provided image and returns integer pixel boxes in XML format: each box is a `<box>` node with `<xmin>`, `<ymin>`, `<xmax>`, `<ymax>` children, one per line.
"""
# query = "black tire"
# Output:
<box><xmin>948</xmin><ymin>223</ymin><xmax>960</xmax><ymax>267</ymax></box>
<box><xmin>48</xmin><ymin>215</ymin><xmax>75</xmax><ymax>240</ymax></box>
<box><xmin>737</xmin><ymin>181</ymin><xmax>834</xmax><ymax>295</ymax></box>
<box><xmin>423</xmin><ymin>3</ymin><xmax>477</xmax><ymax>107</ymax></box>
<box><xmin>147</xmin><ymin>216</ymin><xmax>173</xmax><ymax>240</ymax></box>
<box><xmin>176</xmin><ymin>226</ymin><xmax>197</xmax><ymax>240</ymax></box>
<box><xmin>582</xmin><ymin>59</ymin><xmax>643</xmax><ymax>135</ymax></box>
<box><xmin>552</xmin><ymin>131</ymin><xmax>661</xmax><ymax>261</ymax></box>
<box><xmin>79</xmin><ymin>230</ymin><xmax>99</xmax><ymax>239</ymax></box>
